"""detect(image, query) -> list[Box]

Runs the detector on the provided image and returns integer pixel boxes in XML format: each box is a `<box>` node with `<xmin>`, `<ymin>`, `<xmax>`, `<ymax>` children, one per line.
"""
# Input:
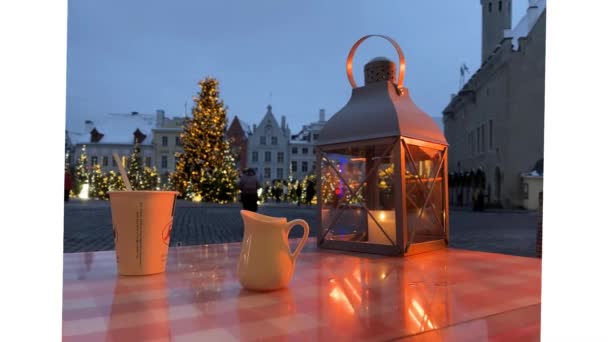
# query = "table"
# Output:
<box><xmin>62</xmin><ymin>239</ymin><xmax>541</xmax><ymax>341</ymax></box>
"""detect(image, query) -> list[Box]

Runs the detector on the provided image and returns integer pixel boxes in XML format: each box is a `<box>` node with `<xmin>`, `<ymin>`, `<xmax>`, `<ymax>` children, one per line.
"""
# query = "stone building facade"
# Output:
<box><xmin>246</xmin><ymin>105</ymin><xmax>291</xmax><ymax>183</ymax></box>
<box><xmin>443</xmin><ymin>0</ymin><xmax>545</xmax><ymax>208</ymax></box>
<box><xmin>72</xmin><ymin>112</ymin><xmax>156</xmax><ymax>174</ymax></box>
<box><xmin>72</xmin><ymin>110</ymin><xmax>185</xmax><ymax>180</ymax></box>
<box><xmin>152</xmin><ymin>110</ymin><xmax>185</xmax><ymax>182</ymax></box>
<box><xmin>289</xmin><ymin>109</ymin><xmax>327</xmax><ymax>180</ymax></box>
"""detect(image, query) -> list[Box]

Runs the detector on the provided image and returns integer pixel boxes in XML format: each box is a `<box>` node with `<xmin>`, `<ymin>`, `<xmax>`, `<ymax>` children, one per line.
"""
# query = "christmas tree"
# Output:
<box><xmin>127</xmin><ymin>141</ymin><xmax>144</xmax><ymax>190</ymax></box>
<box><xmin>89</xmin><ymin>164</ymin><xmax>109</xmax><ymax>199</ymax></box>
<box><xmin>142</xmin><ymin>167</ymin><xmax>160</xmax><ymax>190</ymax></box>
<box><xmin>75</xmin><ymin>145</ymin><xmax>89</xmax><ymax>184</ymax></box>
<box><xmin>171</xmin><ymin>77</ymin><xmax>239</xmax><ymax>203</ymax></box>
<box><xmin>74</xmin><ymin>145</ymin><xmax>90</xmax><ymax>198</ymax></box>
<box><xmin>107</xmin><ymin>170</ymin><xmax>126</xmax><ymax>192</ymax></box>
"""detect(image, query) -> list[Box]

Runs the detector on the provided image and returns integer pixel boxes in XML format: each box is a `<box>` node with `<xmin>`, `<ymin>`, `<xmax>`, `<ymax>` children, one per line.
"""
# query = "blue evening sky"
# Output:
<box><xmin>66</xmin><ymin>0</ymin><xmax>528</xmax><ymax>134</ymax></box>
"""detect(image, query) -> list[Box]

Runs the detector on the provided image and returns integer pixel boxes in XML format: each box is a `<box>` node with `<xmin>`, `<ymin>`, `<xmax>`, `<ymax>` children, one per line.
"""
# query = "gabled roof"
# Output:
<box><xmin>253</xmin><ymin>105</ymin><xmax>281</xmax><ymax>135</ymax></box>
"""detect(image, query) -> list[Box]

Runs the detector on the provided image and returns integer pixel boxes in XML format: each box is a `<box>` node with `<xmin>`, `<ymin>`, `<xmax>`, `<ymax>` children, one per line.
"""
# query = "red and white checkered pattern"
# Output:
<box><xmin>62</xmin><ymin>239</ymin><xmax>541</xmax><ymax>341</ymax></box>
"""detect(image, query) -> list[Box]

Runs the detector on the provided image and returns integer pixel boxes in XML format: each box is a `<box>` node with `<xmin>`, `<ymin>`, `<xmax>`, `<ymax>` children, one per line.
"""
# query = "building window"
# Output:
<box><xmin>145</xmin><ymin>157</ymin><xmax>151</xmax><ymax>167</ymax></box>
<box><xmin>489</xmin><ymin>120</ymin><xmax>493</xmax><ymax>148</ymax></box>
<box><xmin>489</xmin><ymin>2</ymin><xmax>492</xmax><ymax>12</ymax></box>
<box><xmin>292</xmin><ymin>147</ymin><xmax>298</xmax><ymax>154</ymax></box>
<box><xmin>271</xmin><ymin>136</ymin><xmax>278</xmax><ymax>145</ymax></box>
<box><xmin>277</xmin><ymin>168</ymin><xmax>283</xmax><ymax>179</ymax></box>
<box><xmin>175</xmin><ymin>136</ymin><xmax>180</xmax><ymax>146</ymax></box>
<box><xmin>253</xmin><ymin>168</ymin><xmax>258</xmax><ymax>175</ymax></box>
<box><xmin>481</xmin><ymin>124</ymin><xmax>486</xmax><ymax>152</ymax></box>
<box><xmin>313</xmin><ymin>134</ymin><xmax>319</xmax><ymax>141</ymax></box>
<box><xmin>252</xmin><ymin>151</ymin><xmax>258</xmax><ymax>162</ymax></box>
<box><xmin>302</xmin><ymin>148</ymin><xmax>309</xmax><ymax>155</ymax></box>
<box><xmin>91</xmin><ymin>156</ymin><xmax>98</xmax><ymax>166</ymax></box>
<box><xmin>312</xmin><ymin>161</ymin><xmax>316</xmax><ymax>171</ymax></box>
<box><xmin>102</xmin><ymin>156</ymin><xmax>108</xmax><ymax>166</ymax></box>
<box><xmin>162</xmin><ymin>136</ymin><xmax>168</xmax><ymax>146</ymax></box>
<box><xmin>112</xmin><ymin>157</ymin><xmax>117</xmax><ymax>166</ymax></box>
<box><xmin>161</xmin><ymin>156</ymin><xmax>168</xmax><ymax>169</ymax></box>
<box><xmin>522</xmin><ymin>183</ymin><xmax>529</xmax><ymax>199</ymax></box>
<box><xmin>265</xmin><ymin>151</ymin><xmax>271</xmax><ymax>162</ymax></box>
<box><xmin>277</xmin><ymin>152</ymin><xmax>284</xmax><ymax>163</ymax></box>
<box><xmin>498</xmin><ymin>1</ymin><xmax>502</xmax><ymax>12</ymax></box>
<box><xmin>291</xmin><ymin>161</ymin><xmax>297</xmax><ymax>172</ymax></box>
<box><xmin>302</xmin><ymin>161</ymin><xmax>308</xmax><ymax>173</ymax></box>
<box><xmin>260</xmin><ymin>136</ymin><xmax>266</xmax><ymax>145</ymax></box>
<box><xmin>264</xmin><ymin>168</ymin><xmax>271</xmax><ymax>179</ymax></box>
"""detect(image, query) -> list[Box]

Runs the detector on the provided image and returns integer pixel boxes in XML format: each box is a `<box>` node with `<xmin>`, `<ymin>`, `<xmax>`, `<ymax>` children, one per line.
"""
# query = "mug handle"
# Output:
<box><xmin>286</xmin><ymin>219</ymin><xmax>310</xmax><ymax>263</ymax></box>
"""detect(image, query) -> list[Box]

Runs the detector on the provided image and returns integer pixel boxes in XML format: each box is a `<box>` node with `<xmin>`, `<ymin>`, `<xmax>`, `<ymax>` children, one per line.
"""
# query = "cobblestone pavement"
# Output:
<box><xmin>63</xmin><ymin>199</ymin><xmax>540</xmax><ymax>257</ymax></box>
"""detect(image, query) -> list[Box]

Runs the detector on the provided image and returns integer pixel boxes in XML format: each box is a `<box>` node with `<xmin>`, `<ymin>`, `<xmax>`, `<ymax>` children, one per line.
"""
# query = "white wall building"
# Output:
<box><xmin>289</xmin><ymin>109</ymin><xmax>327</xmax><ymax>180</ymax></box>
<box><xmin>152</xmin><ymin>110</ymin><xmax>185</xmax><ymax>181</ymax></box>
<box><xmin>73</xmin><ymin>112</ymin><xmax>156</xmax><ymax>174</ymax></box>
<box><xmin>72</xmin><ymin>110</ymin><xmax>185</xmax><ymax>176</ymax></box>
<box><xmin>246</xmin><ymin>105</ymin><xmax>291</xmax><ymax>183</ymax></box>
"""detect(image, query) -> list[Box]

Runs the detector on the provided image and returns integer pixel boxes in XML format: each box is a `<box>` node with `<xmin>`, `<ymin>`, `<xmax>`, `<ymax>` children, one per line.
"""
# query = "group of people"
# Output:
<box><xmin>448</xmin><ymin>166</ymin><xmax>487</xmax><ymax>211</ymax></box>
<box><xmin>237</xmin><ymin>168</ymin><xmax>316</xmax><ymax>212</ymax></box>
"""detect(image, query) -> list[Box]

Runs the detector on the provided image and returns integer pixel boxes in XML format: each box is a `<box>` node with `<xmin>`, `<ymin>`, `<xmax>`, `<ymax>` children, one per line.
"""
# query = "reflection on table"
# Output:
<box><xmin>62</xmin><ymin>239</ymin><xmax>541</xmax><ymax>341</ymax></box>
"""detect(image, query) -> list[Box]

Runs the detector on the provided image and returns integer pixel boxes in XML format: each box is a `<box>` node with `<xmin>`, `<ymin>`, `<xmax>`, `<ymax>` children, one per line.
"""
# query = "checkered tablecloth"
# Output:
<box><xmin>62</xmin><ymin>239</ymin><xmax>541</xmax><ymax>341</ymax></box>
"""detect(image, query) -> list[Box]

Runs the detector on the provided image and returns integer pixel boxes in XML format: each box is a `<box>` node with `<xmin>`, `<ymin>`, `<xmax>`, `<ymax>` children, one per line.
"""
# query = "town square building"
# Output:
<box><xmin>443</xmin><ymin>0</ymin><xmax>546</xmax><ymax>208</ymax></box>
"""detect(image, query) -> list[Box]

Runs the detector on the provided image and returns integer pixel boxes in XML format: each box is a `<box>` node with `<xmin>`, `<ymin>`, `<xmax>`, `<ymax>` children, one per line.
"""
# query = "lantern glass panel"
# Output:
<box><xmin>404</xmin><ymin>144</ymin><xmax>446</xmax><ymax>244</ymax></box>
<box><xmin>320</xmin><ymin>142</ymin><xmax>397</xmax><ymax>245</ymax></box>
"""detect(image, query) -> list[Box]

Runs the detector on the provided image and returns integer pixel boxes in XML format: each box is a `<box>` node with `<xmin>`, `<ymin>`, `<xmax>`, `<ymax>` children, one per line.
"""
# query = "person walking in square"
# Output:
<box><xmin>305</xmin><ymin>179</ymin><xmax>316</xmax><ymax>206</ymax></box>
<box><xmin>296</xmin><ymin>182</ymin><xmax>303</xmax><ymax>207</ymax></box>
<box><xmin>238</xmin><ymin>168</ymin><xmax>260</xmax><ymax>212</ymax></box>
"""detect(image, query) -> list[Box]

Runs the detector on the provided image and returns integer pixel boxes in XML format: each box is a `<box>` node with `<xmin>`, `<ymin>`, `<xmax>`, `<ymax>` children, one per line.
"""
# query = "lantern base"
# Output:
<box><xmin>317</xmin><ymin>238</ymin><xmax>447</xmax><ymax>257</ymax></box>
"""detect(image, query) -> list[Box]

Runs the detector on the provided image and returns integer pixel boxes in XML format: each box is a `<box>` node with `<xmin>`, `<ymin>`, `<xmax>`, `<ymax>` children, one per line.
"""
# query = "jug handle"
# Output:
<box><xmin>286</xmin><ymin>219</ymin><xmax>310</xmax><ymax>263</ymax></box>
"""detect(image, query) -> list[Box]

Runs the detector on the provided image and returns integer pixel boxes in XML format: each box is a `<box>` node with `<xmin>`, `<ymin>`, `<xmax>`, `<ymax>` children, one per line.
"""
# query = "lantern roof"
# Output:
<box><xmin>319</xmin><ymin>35</ymin><xmax>447</xmax><ymax>147</ymax></box>
<box><xmin>319</xmin><ymin>81</ymin><xmax>446</xmax><ymax>146</ymax></box>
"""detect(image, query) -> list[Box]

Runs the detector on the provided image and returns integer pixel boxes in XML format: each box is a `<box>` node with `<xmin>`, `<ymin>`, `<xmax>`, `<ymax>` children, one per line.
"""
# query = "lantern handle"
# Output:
<box><xmin>346</xmin><ymin>34</ymin><xmax>406</xmax><ymax>90</ymax></box>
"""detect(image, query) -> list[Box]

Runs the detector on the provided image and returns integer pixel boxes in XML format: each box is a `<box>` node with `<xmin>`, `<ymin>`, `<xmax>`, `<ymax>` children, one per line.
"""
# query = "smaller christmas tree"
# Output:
<box><xmin>127</xmin><ymin>141</ymin><xmax>144</xmax><ymax>190</ymax></box>
<box><xmin>107</xmin><ymin>171</ymin><xmax>126</xmax><ymax>192</ymax></box>
<box><xmin>142</xmin><ymin>167</ymin><xmax>160</xmax><ymax>190</ymax></box>
<box><xmin>89</xmin><ymin>164</ymin><xmax>109</xmax><ymax>199</ymax></box>
<box><xmin>75</xmin><ymin>145</ymin><xmax>89</xmax><ymax>182</ymax></box>
<box><xmin>75</xmin><ymin>145</ymin><xmax>90</xmax><ymax>198</ymax></box>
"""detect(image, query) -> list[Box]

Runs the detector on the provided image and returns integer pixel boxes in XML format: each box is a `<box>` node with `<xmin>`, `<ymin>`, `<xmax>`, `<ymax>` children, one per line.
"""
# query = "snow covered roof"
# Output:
<box><xmin>73</xmin><ymin>112</ymin><xmax>157</xmax><ymax>145</ymax></box>
<box><xmin>505</xmin><ymin>0</ymin><xmax>546</xmax><ymax>51</ymax></box>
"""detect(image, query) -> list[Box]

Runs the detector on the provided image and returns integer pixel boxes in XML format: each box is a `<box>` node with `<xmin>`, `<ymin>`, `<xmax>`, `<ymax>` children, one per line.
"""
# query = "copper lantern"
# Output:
<box><xmin>316</xmin><ymin>35</ymin><xmax>449</xmax><ymax>256</ymax></box>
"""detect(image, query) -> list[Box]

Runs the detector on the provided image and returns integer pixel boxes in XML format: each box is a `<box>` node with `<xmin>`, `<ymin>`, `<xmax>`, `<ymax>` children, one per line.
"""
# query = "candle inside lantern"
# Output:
<box><xmin>367</xmin><ymin>210</ymin><xmax>396</xmax><ymax>245</ymax></box>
